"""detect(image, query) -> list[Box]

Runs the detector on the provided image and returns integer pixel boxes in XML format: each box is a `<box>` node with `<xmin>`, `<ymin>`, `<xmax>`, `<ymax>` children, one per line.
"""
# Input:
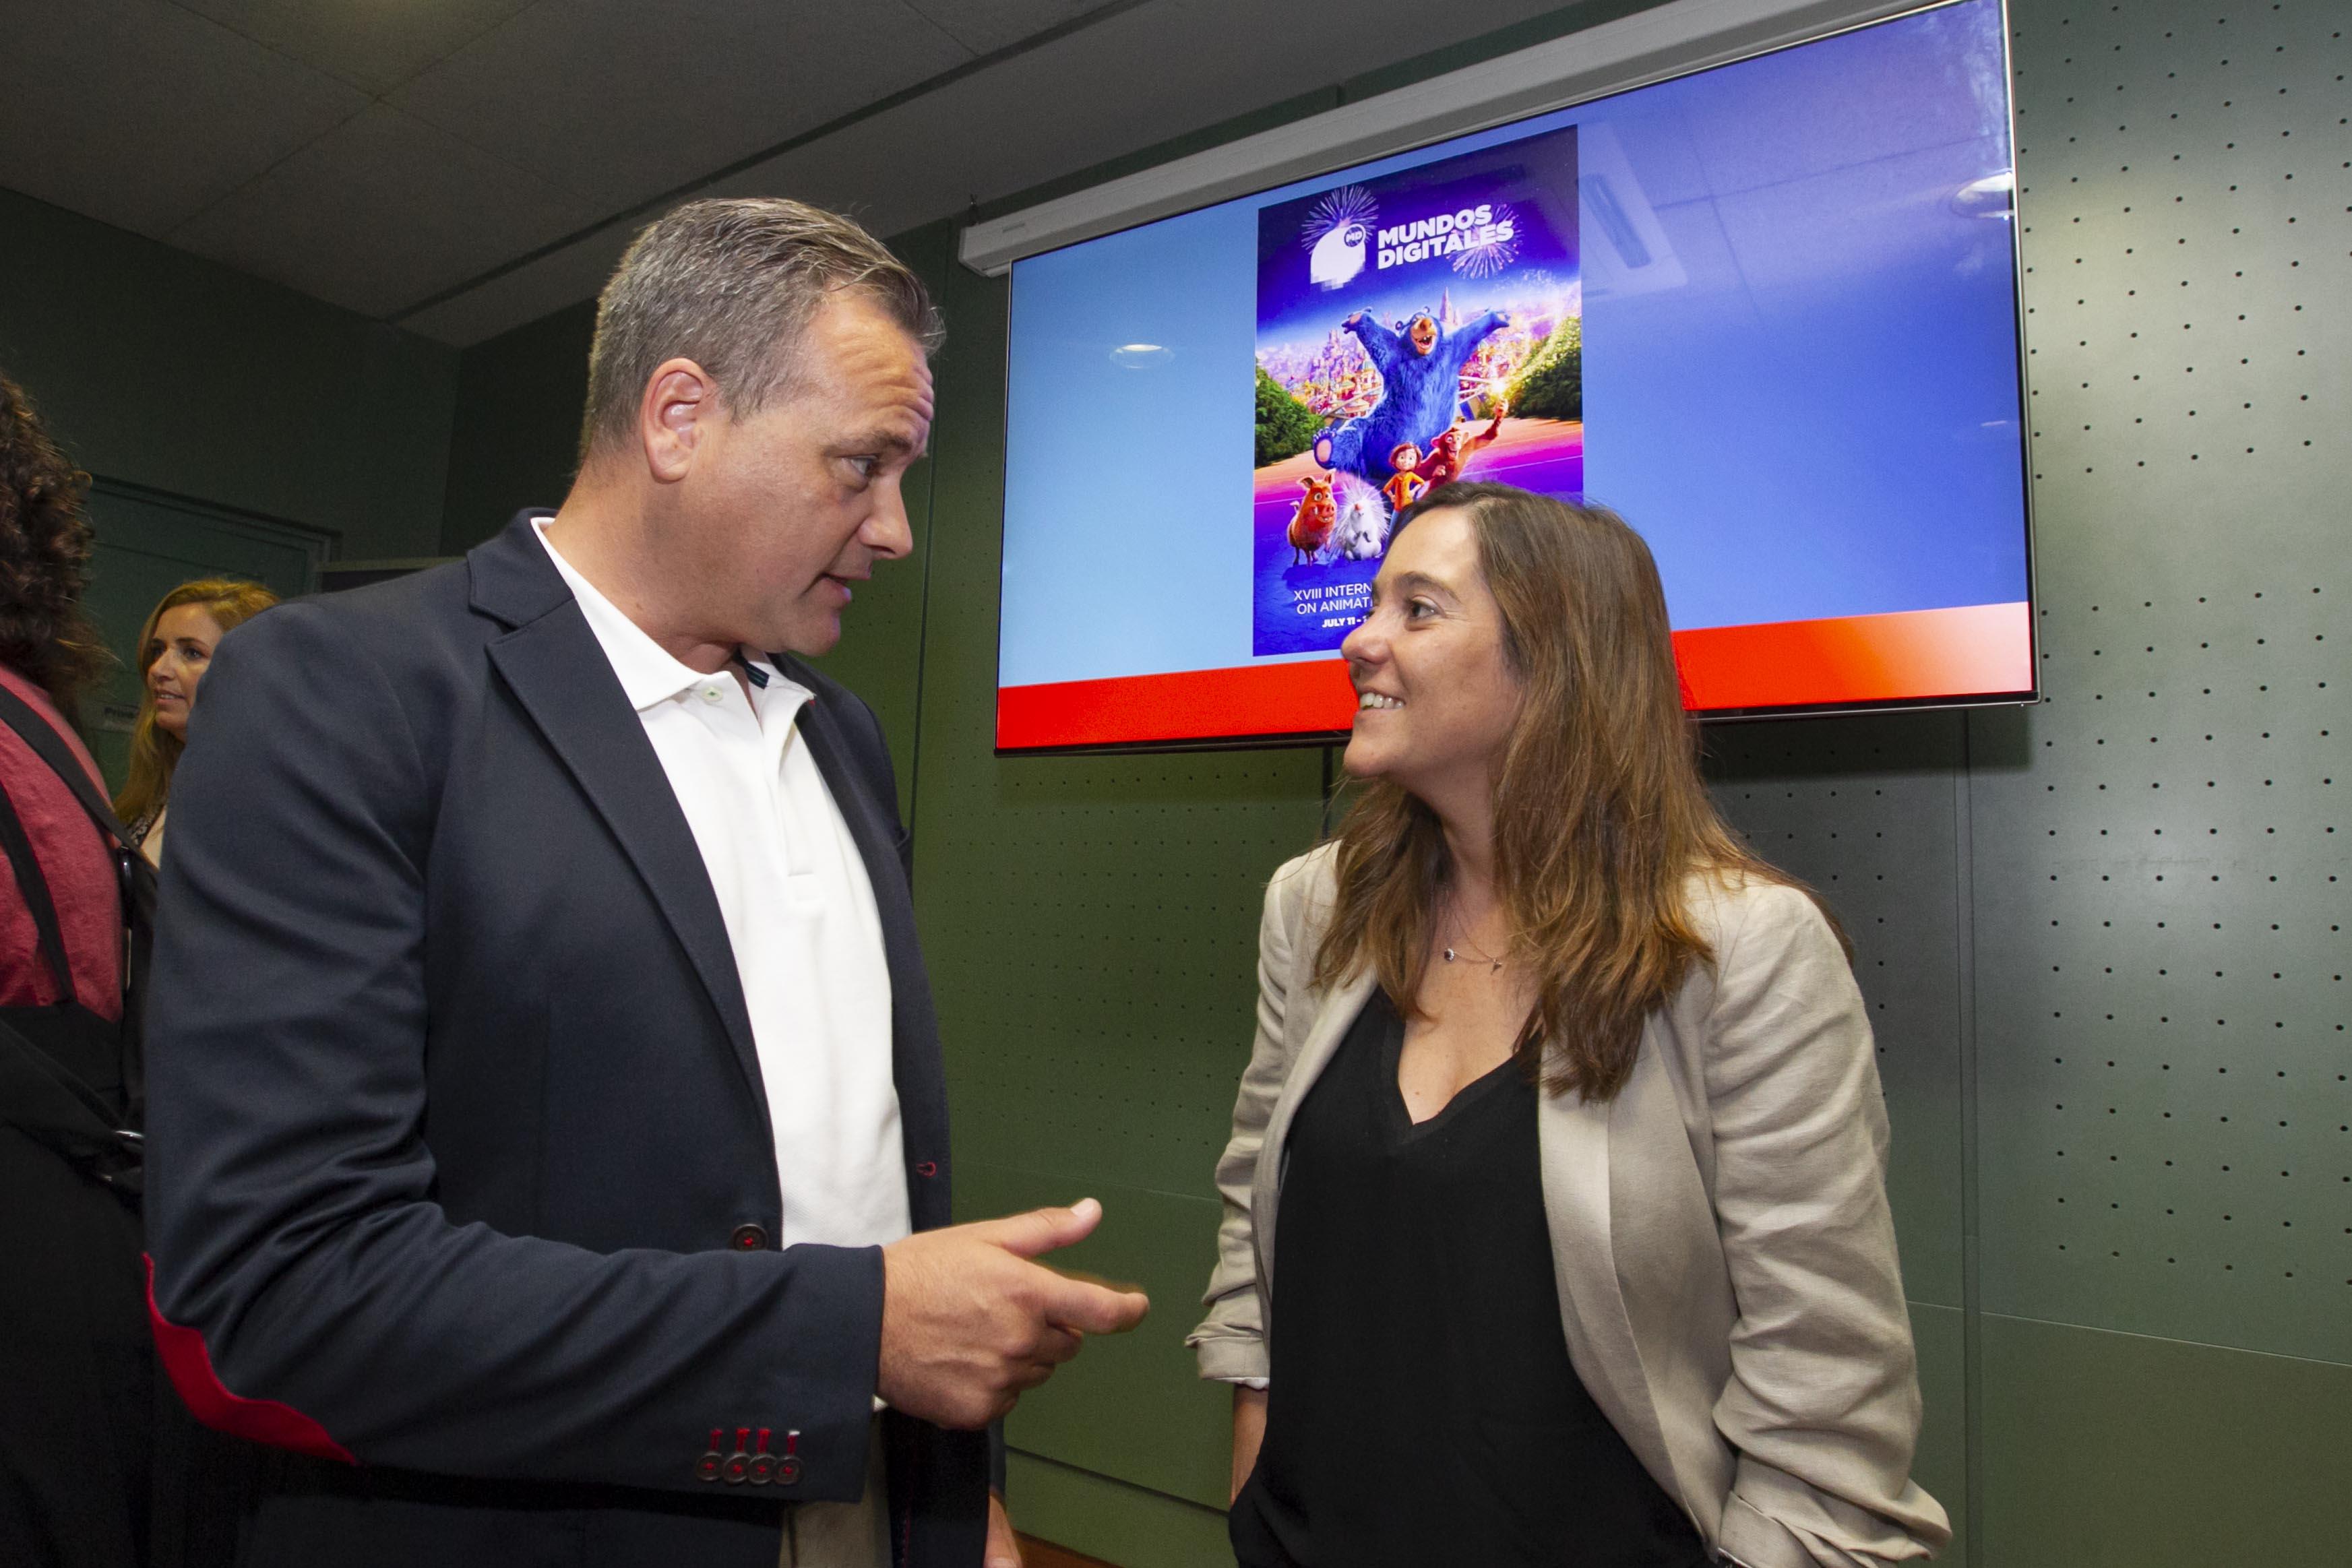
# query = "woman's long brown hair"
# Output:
<box><xmin>113</xmin><ymin>578</ymin><xmax>280</xmax><ymax>826</ymax></box>
<box><xmin>1311</xmin><ymin>483</ymin><xmax>1832</xmax><ymax>1101</ymax></box>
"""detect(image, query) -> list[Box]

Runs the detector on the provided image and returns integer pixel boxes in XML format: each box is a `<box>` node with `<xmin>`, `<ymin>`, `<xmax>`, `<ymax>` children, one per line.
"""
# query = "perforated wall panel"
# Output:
<box><xmin>1972</xmin><ymin>0</ymin><xmax>2348</xmax><ymax>1365</ymax></box>
<box><xmin>1705</xmin><ymin>714</ymin><xmax>1971</xmax><ymax>1311</ymax></box>
<box><xmin>922</xmin><ymin>753</ymin><xmax>1325</xmax><ymax>1196</ymax></box>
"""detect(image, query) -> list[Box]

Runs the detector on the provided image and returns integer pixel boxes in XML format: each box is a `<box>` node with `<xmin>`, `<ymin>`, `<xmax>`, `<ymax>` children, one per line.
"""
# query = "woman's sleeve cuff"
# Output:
<box><xmin>1189</xmin><ymin>1334</ymin><xmax>1270</xmax><ymax>1383</ymax></box>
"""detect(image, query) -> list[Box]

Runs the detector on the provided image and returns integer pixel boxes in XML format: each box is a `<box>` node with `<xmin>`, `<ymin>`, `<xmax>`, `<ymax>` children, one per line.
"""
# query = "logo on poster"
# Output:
<box><xmin>1375</xmin><ymin>204</ymin><xmax>1516</xmax><ymax>270</ymax></box>
<box><xmin>1309</xmin><ymin>222</ymin><xmax>1369</xmax><ymax>289</ymax></box>
<box><xmin>1301</xmin><ymin>186</ymin><xmax>1380</xmax><ymax>291</ymax></box>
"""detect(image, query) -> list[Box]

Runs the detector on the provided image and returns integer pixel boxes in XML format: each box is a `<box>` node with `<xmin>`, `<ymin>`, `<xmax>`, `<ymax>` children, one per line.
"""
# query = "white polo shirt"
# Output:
<box><xmin>535</xmin><ymin>518</ymin><xmax>910</xmax><ymax>1252</ymax></box>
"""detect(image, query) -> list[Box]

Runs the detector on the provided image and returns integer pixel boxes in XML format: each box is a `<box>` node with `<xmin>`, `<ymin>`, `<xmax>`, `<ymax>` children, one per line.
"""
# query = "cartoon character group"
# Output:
<box><xmin>1285</xmin><ymin>305</ymin><xmax>1514</xmax><ymax>568</ymax></box>
<box><xmin>1285</xmin><ymin>471</ymin><xmax>1394</xmax><ymax>567</ymax></box>
<box><xmin>1311</xmin><ymin>307</ymin><xmax>1507</xmax><ymax>487</ymax></box>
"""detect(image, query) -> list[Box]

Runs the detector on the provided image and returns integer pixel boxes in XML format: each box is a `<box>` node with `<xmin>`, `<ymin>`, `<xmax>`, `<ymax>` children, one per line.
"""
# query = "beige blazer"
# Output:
<box><xmin>1187</xmin><ymin>845</ymin><xmax>1951</xmax><ymax>1568</ymax></box>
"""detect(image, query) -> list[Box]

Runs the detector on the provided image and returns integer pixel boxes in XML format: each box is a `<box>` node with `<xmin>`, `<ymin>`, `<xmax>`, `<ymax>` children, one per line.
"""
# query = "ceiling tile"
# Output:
<box><xmin>0</xmin><ymin>0</ymin><xmax>366</xmax><ymax>234</ymax></box>
<box><xmin>406</xmin><ymin>0</ymin><xmax>1584</xmax><ymax>342</ymax></box>
<box><xmin>135</xmin><ymin>0</ymin><xmax>1596</xmax><ymax>340</ymax></box>
<box><xmin>166</xmin><ymin>102</ymin><xmax>602</xmax><ymax>317</ymax></box>
<box><xmin>398</xmin><ymin>218</ymin><xmax>638</xmax><ymax>344</ymax></box>
<box><xmin>901</xmin><ymin>0</ymin><xmax>1111</xmax><ymax>57</ymax></box>
<box><xmin>700</xmin><ymin>0</ymin><xmax>1579</xmax><ymax>246</ymax></box>
<box><xmin>167</xmin><ymin>0</ymin><xmax>543</xmax><ymax>96</ymax></box>
<box><xmin>387</xmin><ymin>0</ymin><xmax>972</xmax><ymax>214</ymax></box>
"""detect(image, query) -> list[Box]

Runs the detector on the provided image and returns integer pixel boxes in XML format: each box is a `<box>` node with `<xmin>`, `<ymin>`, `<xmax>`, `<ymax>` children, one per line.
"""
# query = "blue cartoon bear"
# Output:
<box><xmin>1312</xmin><ymin>307</ymin><xmax>1508</xmax><ymax>487</ymax></box>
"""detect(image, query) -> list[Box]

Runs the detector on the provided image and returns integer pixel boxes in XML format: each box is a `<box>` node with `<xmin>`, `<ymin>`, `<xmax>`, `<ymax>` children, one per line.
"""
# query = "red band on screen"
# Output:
<box><xmin>996</xmin><ymin>602</ymin><xmax>2031</xmax><ymax>749</ymax></box>
<box><xmin>1673</xmin><ymin>600</ymin><xmax>2032</xmax><ymax>712</ymax></box>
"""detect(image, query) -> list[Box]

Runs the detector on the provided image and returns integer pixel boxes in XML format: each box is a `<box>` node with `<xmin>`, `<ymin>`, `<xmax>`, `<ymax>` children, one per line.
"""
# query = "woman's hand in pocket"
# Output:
<box><xmin>1231</xmin><ymin>1385</ymin><xmax>1268</xmax><ymax>1503</ymax></box>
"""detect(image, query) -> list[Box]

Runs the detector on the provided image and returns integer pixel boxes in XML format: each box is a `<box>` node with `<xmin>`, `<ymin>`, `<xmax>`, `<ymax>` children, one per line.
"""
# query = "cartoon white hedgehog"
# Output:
<box><xmin>1326</xmin><ymin>472</ymin><xmax>1390</xmax><ymax>561</ymax></box>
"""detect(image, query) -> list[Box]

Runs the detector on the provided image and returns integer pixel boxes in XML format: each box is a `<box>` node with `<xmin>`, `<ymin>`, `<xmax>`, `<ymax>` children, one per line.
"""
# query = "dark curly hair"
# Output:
<box><xmin>0</xmin><ymin>372</ymin><xmax>112</xmax><ymax>722</ymax></box>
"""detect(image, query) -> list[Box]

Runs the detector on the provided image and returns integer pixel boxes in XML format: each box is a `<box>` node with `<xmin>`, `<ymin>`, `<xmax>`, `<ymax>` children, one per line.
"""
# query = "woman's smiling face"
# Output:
<box><xmin>146</xmin><ymin>602</ymin><xmax>226</xmax><ymax>739</ymax></box>
<box><xmin>1338</xmin><ymin>507</ymin><xmax>1522</xmax><ymax>800</ymax></box>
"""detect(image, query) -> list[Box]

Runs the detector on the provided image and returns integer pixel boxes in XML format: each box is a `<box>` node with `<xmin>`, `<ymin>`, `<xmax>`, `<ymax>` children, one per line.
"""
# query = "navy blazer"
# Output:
<box><xmin>144</xmin><ymin>511</ymin><xmax>988</xmax><ymax>1567</ymax></box>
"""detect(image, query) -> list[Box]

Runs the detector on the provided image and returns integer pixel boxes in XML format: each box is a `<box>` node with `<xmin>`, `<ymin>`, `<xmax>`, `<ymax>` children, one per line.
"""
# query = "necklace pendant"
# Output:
<box><xmin>1442</xmin><ymin>947</ymin><xmax>1457</xmax><ymax>963</ymax></box>
<box><xmin>1491</xmin><ymin>959</ymin><xmax>1504</xmax><ymax>974</ymax></box>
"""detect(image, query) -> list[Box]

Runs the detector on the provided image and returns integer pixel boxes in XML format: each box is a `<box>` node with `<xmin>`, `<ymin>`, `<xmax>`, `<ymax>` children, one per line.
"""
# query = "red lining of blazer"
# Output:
<box><xmin>145</xmin><ymin>1254</ymin><xmax>354</xmax><ymax>1464</ymax></box>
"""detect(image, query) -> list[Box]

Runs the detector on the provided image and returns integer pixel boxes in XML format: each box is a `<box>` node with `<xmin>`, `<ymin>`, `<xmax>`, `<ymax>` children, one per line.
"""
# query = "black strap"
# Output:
<box><xmin>0</xmin><ymin>741</ymin><xmax>143</xmax><ymax>1198</ymax></box>
<box><xmin>0</xmin><ymin>765</ymin><xmax>77</xmax><ymax>1000</ymax></box>
<box><xmin>0</xmin><ymin>1013</ymin><xmax>142</xmax><ymax>1199</ymax></box>
<box><xmin>0</xmin><ymin>683</ymin><xmax>144</xmax><ymax>852</ymax></box>
<box><xmin>0</xmin><ymin>680</ymin><xmax>154</xmax><ymax>1129</ymax></box>
<box><xmin>0</xmin><ymin>771</ymin><xmax>144</xmax><ymax>1200</ymax></box>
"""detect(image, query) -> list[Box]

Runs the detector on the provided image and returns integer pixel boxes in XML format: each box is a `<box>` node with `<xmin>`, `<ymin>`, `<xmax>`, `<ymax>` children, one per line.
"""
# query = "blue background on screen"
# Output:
<box><xmin>1000</xmin><ymin>0</ymin><xmax>2024</xmax><ymax>689</ymax></box>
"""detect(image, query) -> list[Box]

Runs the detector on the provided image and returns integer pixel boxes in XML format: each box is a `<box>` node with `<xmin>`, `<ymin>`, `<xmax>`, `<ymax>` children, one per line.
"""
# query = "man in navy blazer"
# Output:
<box><xmin>142</xmin><ymin>199</ymin><xmax>1145</xmax><ymax>1567</ymax></box>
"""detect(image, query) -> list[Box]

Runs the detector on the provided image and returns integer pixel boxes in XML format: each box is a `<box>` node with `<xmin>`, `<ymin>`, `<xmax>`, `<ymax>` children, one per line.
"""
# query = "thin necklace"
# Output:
<box><xmin>1441</xmin><ymin>894</ymin><xmax>1506</xmax><ymax>973</ymax></box>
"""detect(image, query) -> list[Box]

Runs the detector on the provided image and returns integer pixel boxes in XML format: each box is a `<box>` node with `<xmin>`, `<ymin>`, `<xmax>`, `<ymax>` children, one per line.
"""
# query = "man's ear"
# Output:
<box><xmin>640</xmin><ymin>358</ymin><xmax>718</xmax><ymax>483</ymax></box>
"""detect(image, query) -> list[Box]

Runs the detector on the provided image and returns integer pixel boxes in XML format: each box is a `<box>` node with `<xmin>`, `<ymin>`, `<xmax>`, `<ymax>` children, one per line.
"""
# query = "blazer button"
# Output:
<box><xmin>731</xmin><ymin>1223</ymin><xmax>768</xmax><ymax>1251</ymax></box>
<box><xmin>774</xmin><ymin>1429</ymin><xmax>803</xmax><ymax>1486</ymax></box>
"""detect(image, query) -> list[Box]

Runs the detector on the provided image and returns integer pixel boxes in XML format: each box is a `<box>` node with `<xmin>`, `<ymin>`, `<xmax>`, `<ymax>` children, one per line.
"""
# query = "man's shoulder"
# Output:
<box><xmin>206</xmin><ymin>558</ymin><xmax>503</xmax><ymax>753</ymax></box>
<box><xmin>304</xmin><ymin>556</ymin><xmax>479</xmax><ymax>636</ymax></box>
<box><xmin>235</xmin><ymin>558</ymin><xmax>489</xmax><ymax>676</ymax></box>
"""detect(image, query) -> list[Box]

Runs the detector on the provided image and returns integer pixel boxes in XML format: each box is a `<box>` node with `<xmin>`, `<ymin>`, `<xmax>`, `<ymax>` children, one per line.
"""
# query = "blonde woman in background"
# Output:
<box><xmin>114</xmin><ymin>579</ymin><xmax>278</xmax><ymax>865</ymax></box>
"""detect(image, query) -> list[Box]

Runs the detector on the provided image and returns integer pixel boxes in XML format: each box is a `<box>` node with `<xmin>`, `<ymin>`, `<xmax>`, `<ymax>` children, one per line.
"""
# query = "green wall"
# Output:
<box><xmin>0</xmin><ymin>187</ymin><xmax>458</xmax><ymax>564</ymax></box>
<box><xmin>439</xmin><ymin>299</ymin><xmax>596</xmax><ymax>557</ymax></box>
<box><xmin>1</xmin><ymin>186</ymin><xmax>462</xmax><ymax>785</ymax></box>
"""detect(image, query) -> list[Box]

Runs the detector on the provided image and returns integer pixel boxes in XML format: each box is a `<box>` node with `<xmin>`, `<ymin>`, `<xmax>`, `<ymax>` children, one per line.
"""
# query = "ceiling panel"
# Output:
<box><xmin>398</xmin><ymin>216</ymin><xmax>638</xmax><ymax>345</ymax></box>
<box><xmin>166</xmin><ymin>0</ymin><xmax>544</xmax><ymax>96</ymax></box>
<box><xmin>166</xmin><ymin>102</ymin><xmax>604</xmax><ymax>317</ymax></box>
<box><xmin>5</xmin><ymin>0</ymin><xmax>1614</xmax><ymax>344</ymax></box>
<box><xmin>402</xmin><ymin>0</ymin><xmax>1584</xmax><ymax>341</ymax></box>
<box><xmin>698</xmin><ymin>0</ymin><xmax>1584</xmax><ymax>258</ymax></box>
<box><xmin>903</xmin><ymin>0</ymin><xmax>1114</xmax><ymax>56</ymax></box>
<box><xmin>385</xmin><ymin>0</ymin><xmax>973</xmax><ymax>214</ymax></box>
<box><xmin>0</xmin><ymin>0</ymin><xmax>365</xmax><ymax>234</ymax></box>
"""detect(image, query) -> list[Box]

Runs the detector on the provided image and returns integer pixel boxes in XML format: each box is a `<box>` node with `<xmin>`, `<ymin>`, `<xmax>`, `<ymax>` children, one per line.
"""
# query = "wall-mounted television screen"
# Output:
<box><xmin>996</xmin><ymin>0</ymin><xmax>2031</xmax><ymax>753</ymax></box>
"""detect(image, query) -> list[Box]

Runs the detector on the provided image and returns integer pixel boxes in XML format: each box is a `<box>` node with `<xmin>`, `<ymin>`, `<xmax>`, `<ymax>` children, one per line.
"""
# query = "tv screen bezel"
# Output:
<box><xmin>987</xmin><ymin>0</ymin><xmax>2038</xmax><ymax>757</ymax></box>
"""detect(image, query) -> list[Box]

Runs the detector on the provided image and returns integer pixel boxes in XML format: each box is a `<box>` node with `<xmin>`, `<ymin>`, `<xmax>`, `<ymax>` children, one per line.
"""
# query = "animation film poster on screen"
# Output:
<box><xmin>1251</xmin><ymin>126</ymin><xmax>1584</xmax><ymax>655</ymax></box>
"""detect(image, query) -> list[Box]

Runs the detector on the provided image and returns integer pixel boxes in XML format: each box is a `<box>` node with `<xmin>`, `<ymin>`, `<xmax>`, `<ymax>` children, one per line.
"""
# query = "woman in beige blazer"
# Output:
<box><xmin>1189</xmin><ymin>484</ymin><xmax>1950</xmax><ymax>1567</ymax></box>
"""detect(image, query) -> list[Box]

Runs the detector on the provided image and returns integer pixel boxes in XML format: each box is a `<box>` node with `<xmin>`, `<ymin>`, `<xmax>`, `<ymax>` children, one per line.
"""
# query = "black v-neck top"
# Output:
<box><xmin>1230</xmin><ymin>989</ymin><xmax>1711</xmax><ymax>1568</ymax></box>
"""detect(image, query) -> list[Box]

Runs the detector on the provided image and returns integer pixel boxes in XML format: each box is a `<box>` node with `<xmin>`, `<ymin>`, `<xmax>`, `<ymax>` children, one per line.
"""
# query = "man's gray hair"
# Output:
<box><xmin>580</xmin><ymin>197</ymin><xmax>941</xmax><ymax>461</ymax></box>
